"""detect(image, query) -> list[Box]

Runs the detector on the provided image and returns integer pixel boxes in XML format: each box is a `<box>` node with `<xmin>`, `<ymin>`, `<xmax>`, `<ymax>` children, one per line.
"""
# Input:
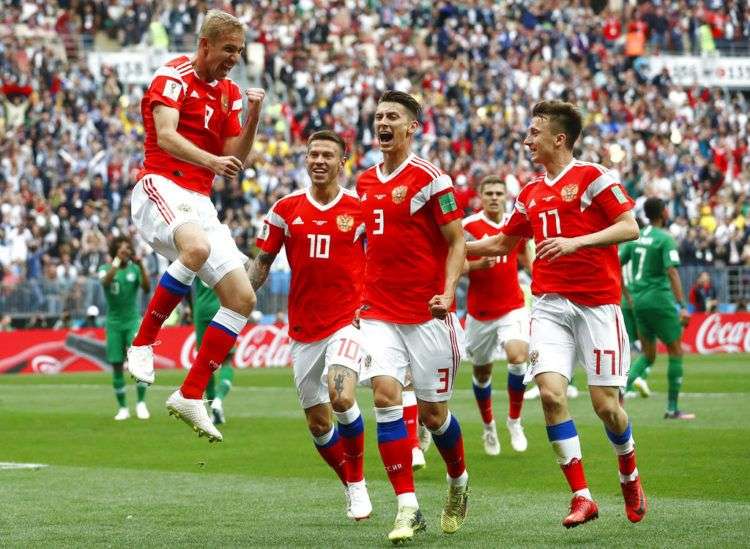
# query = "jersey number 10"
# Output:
<box><xmin>307</xmin><ymin>234</ymin><xmax>330</xmax><ymax>259</ymax></box>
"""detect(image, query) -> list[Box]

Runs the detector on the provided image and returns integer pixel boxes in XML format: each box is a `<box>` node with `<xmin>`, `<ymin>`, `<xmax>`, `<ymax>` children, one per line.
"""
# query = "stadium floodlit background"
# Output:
<box><xmin>1</xmin><ymin>1</ymin><xmax>749</xmax><ymax>547</ymax></box>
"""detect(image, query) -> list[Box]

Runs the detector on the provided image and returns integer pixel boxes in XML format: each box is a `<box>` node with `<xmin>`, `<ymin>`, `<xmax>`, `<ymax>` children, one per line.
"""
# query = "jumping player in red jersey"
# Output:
<box><xmin>467</xmin><ymin>101</ymin><xmax>647</xmax><ymax>528</ymax></box>
<box><xmin>126</xmin><ymin>10</ymin><xmax>265</xmax><ymax>442</ymax></box>
<box><xmin>251</xmin><ymin>131</ymin><xmax>372</xmax><ymax>521</ymax></box>
<box><xmin>463</xmin><ymin>175</ymin><xmax>531</xmax><ymax>455</ymax></box>
<box><xmin>356</xmin><ymin>91</ymin><xmax>469</xmax><ymax>544</ymax></box>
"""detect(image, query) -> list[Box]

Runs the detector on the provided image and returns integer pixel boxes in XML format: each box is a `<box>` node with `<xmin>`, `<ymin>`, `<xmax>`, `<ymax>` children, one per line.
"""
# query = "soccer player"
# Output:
<box><xmin>463</xmin><ymin>175</ymin><xmax>530</xmax><ymax>455</ymax></box>
<box><xmin>620</xmin><ymin>240</ymin><xmax>652</xmax><ymax>398</ymax></box>
<box><xmin>467</xmin><ymin>101</ymin><xmax>646</xmax><ymax>528</ymax></box>
<box><xmin>98</xmin><ymin>236</ymin><xmax>151</xmax><ymax>420</ymax></box>
<box><xmin>251</xmin><ymin>130</ymin><xmax>372</xmax><ymax>521</ymax></box>
<box><xmin>192</xmin><ymin>280</ymin><xmax>235</xmax><ymax>424</ymax></box>
<box><xmin>126</xmin><ymin>10</ymin><xmax>264</xmax><ymax>442</ymax></box>
<box><xmin>620</xmin><ymin>197</ymin><xmax>694</xmax><ymax>419</ymax></box>
<box><xmin>357</xmin><ymin>90</ymin><xmax>469</xmax><ymax>543</ymax></box>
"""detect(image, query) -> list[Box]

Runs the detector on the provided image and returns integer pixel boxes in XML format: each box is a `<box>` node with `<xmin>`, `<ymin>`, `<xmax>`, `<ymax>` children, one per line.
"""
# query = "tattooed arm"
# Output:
<box><xmin>248</xmin><ymin>251</ymin><xmax>277</xmax><ymax>291</ymax></box>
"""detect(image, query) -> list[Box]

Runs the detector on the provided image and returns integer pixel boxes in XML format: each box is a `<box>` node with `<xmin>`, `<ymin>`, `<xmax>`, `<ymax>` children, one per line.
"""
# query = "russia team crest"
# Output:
<box><xmin>336</xmin><ymin>214</ymin><xmax>354</xmax><ymax>232</ymax></box>
<box><xmin>391</xmin><ymin>185</ymin><xmax>408</xmax><ymax>204</ymax></box>
<box><xmin>561</xmin><ymin>183</ymin><xmax>579</xmax><ymax>202</ymax></box>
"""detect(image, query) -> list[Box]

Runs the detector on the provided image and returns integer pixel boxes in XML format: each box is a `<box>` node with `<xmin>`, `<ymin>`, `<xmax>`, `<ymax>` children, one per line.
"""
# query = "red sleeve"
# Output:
<box><xmin>146</xmin><ymin>75</ymin><xmax>184</xmax><ymax>110</ymax></box>
<box><xmin>592</xmin><ymin>183</ymin><xmax>634</xmax><ymax>223</ymax></box>
<box><xmin>221</xmin><ymin>82</ymin><xmax>243</xmax><ymax>139</ymax></box>
<box><xmin>501</xmin><ymin>194</ymin><xmax>534</xmax><ymax>238</ymax></box>
<box><xmin>256</xmin><ymin>204</ymin><xmax>285</xmax><ymax>254</ymax></box>
<box><xmin>430</xmin><ymin>188</ymin><xmax>463</xmax><ymax>225</ymax></box>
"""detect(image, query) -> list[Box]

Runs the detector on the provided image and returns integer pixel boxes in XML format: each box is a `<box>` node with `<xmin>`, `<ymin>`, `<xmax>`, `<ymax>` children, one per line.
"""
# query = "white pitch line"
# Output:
<box><xmin>0</xmin><ymin>462</ymin><xmax>48</xmax><ymax>470</ymax></box>
<box><xmin>0</xmin><ymin>383</ymin><xmax>292</xmax><ymax>393</ymax></box>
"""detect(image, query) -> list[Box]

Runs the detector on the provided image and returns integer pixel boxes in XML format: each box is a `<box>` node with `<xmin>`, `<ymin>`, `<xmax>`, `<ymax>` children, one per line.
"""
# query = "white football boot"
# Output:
<box><xmin>211</xmin><ymin>398</ymin><xmax>226</xmax><ymax>425</ymax></box>
<box><xmin>482</xmin><ymin>420</ymin><xmax>501</xmax><ymax>456</ymax></box>
<box><xmin>523</xmin><ymin>385</ymin><xmax>540</xmax><ymax>400</ymax></box>
<box><xmin>506</xmin><ymin>417</ymin><xmax>528</xmax><ymax>452</ymax></box>
<box><xmin>412</xmin><ymin>447</ymin><xmax>426</xmax><ymax>471</ymax></box>
<box><xmin>346</xmin><ymin>480</ymin><xmax>372</xmax><ymax>521</ymax></box>
<box><xmin>417</xmin><ymin>423</ymin><xmax>432</xmax><ymax>452</ymax></box>
<box><xmin>633</xmin><ymin>377</ymin><xmax>652</xmax><ymax>398</ymax></box>
<box><xmin>114</xmin><ymin>407</ymin><xmax>130</xmax><ymax>421</ymax></box>
<box><xmin>126</xmin><ymin>345</ymin><xmax>155</xmax><ymax>385</ymax></box>
<box><xmin>166</xmin><ymin>390</ymin><xmax>223</xmax><ymax>442</ymax></box>
<box><xmin>135</xmin><ymin>401</ymin><xmax>150</xmax><ymax>420</ymax></box>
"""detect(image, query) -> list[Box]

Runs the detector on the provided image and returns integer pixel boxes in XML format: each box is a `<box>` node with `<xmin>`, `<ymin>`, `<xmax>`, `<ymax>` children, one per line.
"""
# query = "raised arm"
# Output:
<box><xmin>222</xmin><ymin>88</ymin><xmax>265</xmax><ymax>166</ymax></box>
<box><xmin>153</xmin><ymin>104</ymin><xmax>242</xmax><ymax>178</ymax></box>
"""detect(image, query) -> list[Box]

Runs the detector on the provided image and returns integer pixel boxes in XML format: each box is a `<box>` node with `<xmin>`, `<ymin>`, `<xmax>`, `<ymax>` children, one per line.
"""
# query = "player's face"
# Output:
<box><xmin>524</xmin><ymin>116</ymin><xmax>564</xmax><ymax>166</ymax></box>
<box><xmin>374</xmin><ymin>102</ymin><xmax>418</xmax><ymax>154</ymax></box>
<box><xmin>117</xmin><ymin>242</ymin><xmax>133</xmax><ymax>262</ymax></box>
<box><xmin>306</xmin><ymin>139</ymin><xmax>344</xmax><ymax>187</ymax></box>
<box><xmin>202</xmin><ymin>32</ymin><xmax>245</xmax><ymax>80</ymax></box>
<box><xmin>481</xmin><ymin>183</ymin><xmax>506</xmax><ymax>215</ymax></box>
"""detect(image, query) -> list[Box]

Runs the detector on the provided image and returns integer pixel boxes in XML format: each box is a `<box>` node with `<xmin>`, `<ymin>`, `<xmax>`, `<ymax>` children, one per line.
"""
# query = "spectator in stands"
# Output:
<box><xmin>690</xmin><ymin>271</ymin><xmax>719</xmax><ymax>312</ymax></box>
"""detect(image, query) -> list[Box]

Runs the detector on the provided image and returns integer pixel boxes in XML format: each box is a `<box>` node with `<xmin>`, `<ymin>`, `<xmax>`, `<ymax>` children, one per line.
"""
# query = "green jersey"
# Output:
<box><xmin>193</xmin><ymin>280</ymin><xmax>220</xmax><ymax>326</ymax></box>
<box><xmin>619</xmin><ymin>241</ymin><xmax>635</xmax><ymax>309</ymax></box>
<box><xmin>619</xmin><ymin>225</ymin><xmax>680</xmax><ymax>309</ymax></box>
<box><xmin>98</xmin><ymin>262</ymin><xmax>143</xmax><ymax>327</ymax></box>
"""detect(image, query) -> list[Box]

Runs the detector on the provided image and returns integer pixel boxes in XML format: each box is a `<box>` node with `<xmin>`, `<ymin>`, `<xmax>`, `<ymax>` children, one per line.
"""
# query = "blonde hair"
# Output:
<box><xmin>199</xmin><ymin>10</ymin><xmax>244</xmax><ymax>44</ymax></box>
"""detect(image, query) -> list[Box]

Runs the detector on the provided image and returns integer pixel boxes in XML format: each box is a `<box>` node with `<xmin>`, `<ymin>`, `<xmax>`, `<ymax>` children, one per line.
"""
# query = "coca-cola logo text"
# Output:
<box><xmin>695</xmin><ymin>314</ymin><xmax>750</xmax><ymax>354</ymax></box>
<box><xmin>180</xmin><ymin>324</ymin><xmax>291</xmax><ymax>369</ymax></box>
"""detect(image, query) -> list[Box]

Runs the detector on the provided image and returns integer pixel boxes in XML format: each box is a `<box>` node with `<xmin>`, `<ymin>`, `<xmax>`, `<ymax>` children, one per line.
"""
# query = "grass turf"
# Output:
<box><xmin>0</xmin><ymin>353</ymin><xmax>748</xmax><ymax>547</ymax></box>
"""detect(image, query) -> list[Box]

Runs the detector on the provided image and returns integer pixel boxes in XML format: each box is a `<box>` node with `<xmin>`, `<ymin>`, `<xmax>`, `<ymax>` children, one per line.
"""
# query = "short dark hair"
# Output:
<box><xmin>307</xmin><ymin>130</ymin><xmax>346</xmax><ymax>156</ymax></box>
<box><xmin>531</xmin><ymin>100</ymin><xmax>583</xmax><ymax>150</ymax></box>
<box><xmin>109</xmin><ymin>236</ymin><xmax>131</xmax><ymax>259</ymax></box>
<box><xmin>478</xmin><ymin>175</ymin><xmax>506</xmax><ymax>194</ymax></box>
<box><xmin>644</xmin><ymin>197</ymin><xmax>665</xmax><ymax>223</ymax></box>
<box><xmin>378</xmin><ymin>90</ymin><xmax>422</xmax><ymax>121</ymax></box>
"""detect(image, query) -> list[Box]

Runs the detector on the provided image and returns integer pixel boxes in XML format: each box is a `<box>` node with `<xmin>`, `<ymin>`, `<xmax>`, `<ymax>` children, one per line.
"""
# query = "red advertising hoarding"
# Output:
<box><xmin>0</xmin><ymin>313</ymin><xmax>747</xmax><ymax>375</ymax></box>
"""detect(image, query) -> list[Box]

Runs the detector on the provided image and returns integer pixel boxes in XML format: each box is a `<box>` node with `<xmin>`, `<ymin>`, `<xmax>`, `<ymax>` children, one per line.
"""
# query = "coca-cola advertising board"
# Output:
<box><xmin>1</xmin><ymin>314</ymin><xmax>747</xmax><ymax>375</ymax></box>
<box><xmin>0</xmin><ymin>324</ymin><xmax>291</xmax><ymax>375</ymax></box>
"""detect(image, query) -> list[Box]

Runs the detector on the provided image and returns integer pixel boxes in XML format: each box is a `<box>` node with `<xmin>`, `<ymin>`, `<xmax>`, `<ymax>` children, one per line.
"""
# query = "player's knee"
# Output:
<box><xmin>181</xmin><ymin>241</ymin><xmax>211</xmax><ymax>267</ymax></box>
<box><xmin>331</xmin><ymin>394</ymin><xmax>354</xmax><ymax>412</ymax></box>
<box><xmin>419</xmin><ymin>407</ymin><xmax>447</xmax><ymax>431</ymax></box>
<box><xmin>592</xmin><ymin>400</ymin><xmax>621</xmax><ymax>425</ymax></box>
<box><xmin>307</xmin><ymin>416</ymin><xmax>332</xmax><ymax>437</ymax></box>
<box><xmin>506</xmin><ymin>350</ymin><xmax>527</xmax><ymax>365</ymax></box>
<box><xmin>539</xmin><ymin>386</ymin><xmax>566</xmax><ymax>414</ymax></box>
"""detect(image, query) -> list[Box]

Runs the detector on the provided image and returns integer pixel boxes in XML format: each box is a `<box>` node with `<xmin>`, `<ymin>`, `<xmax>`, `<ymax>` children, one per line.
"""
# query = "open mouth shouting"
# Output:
<box><xmin>378</xmin><ymin>129</ymin><xmax>394</xmax><ymax>147</ymax></box>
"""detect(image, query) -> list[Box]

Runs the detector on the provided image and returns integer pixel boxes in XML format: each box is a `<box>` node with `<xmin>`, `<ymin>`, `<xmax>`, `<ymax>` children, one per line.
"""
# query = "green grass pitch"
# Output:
<box><xmin>1</xmin><ymin>353</ymin><xmax>748</xmax><ymax>547</ymax></box>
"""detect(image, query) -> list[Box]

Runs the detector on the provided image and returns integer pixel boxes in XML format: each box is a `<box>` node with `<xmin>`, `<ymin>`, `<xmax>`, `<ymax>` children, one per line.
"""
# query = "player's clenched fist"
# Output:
<box><xmin>210</xmin><ymin>155</ymin><xmax>243</xmax><ymax>177</ymax></box>
<box><xmin>245</xmin><ymin>88</ymin><xmax>265</xmax><ymax>112</ymax></box>
<box><xmin>428</xmin><ymin>294</ymin><xmax>453</xmax><ymax>320</ymax></box>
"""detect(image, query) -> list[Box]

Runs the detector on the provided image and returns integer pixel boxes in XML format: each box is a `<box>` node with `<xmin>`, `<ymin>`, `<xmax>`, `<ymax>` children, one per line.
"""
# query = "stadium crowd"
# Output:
<box><xmin>1</xmin><ymin>0</ymin><xmax>750</xmax><ymax>327</ymax></box>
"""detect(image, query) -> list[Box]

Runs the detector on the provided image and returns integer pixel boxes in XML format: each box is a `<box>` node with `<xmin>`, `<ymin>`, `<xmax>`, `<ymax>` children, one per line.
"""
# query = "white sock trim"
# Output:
<box><xmin>553</xmin><ymin>437</ymin><xmax>583</xmax><ymax>465</ymax></box>
<box><xmin>402</xmin><ymin>390</ymin><xmax>417</xmax><ymax>407</ymax></box>
<box><xmin>312</xmin><ymin>426</ymin><xmax>335</xmax><ymax>446</ymax></box>
<box><xmin>620</xmin><ymin>468</ymin><xmax>639</xmax><ymax>483</ymax></box>
<box><xmin>213</xmin><ymin>306</ymin><xmax>248</xmax><ymax>335</ymax></box>
<box><xmin>472</xmin><ymin>375</ymin><xmax>492</xmax><ymax>389</ymax></box>
<box><xmin>374</xmin><ymin>405</ymin><xmax>403</xmax><ymax>423</ymax></box>
<box><xmin>611</xmin><ymin>438</ymin><xmax>635</xmax><ymax>456</ymax></box>
<box><xmin>574</xmin><ymin>488</ymin><xmax>593</xmax><ymax>500</ymax></box>
<box><xmin>430</xmin><ymin>411</ymin><xmax>453</xmax><ymax>436</ymax></box>
<box><xmin>334</xmin><ymin>402</ymin><xmax>361</xmax><ymax>425</ymax></box>
<box><xmin>166</xmin><ymin>259</ymin><xmax>196</xmax><ymax>285</ymax></box>
<box><xmin>396</xmin><ymin>492</ymin><xmax>418</xmax><ymax>508</ymax></box>
<box><xmin>508</xmin><ymin>362</ymin><xmax>527</xmax><ymax>376</ymax></box>
<box><xmin>447</xmin><ymin>470</ymin><xmax>469</xmax><ymax>487</ymax></box>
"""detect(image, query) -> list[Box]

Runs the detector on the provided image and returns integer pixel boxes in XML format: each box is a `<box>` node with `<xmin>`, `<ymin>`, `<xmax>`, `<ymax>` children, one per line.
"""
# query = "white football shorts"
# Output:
<box><xmin>131</xmin><ymin>174</ymin><xmax>245</xmax><ymax>287</ymax></box>
<box><xmin>465</xmin><ymin>306</ymin><xmax>530</xmax><ymax>365</ymax></box>
<box><xmin>359</xmin><ymin>314</ymin><xmax>466</xmax><ymax>402</ymax></box>
<box><xmin>290</xmin><ymin>324</ymin><xmax>363</xmax><ymax>409</ymax></box>
<box><xmin>525</xmin><ymin>294</ymin><xmax>630</xmax><ymax>387</ymax></box>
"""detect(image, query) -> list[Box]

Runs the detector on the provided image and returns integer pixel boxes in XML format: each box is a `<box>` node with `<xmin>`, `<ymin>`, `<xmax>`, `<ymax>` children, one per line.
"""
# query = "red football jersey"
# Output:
<box><xmin>502</xmin><ymin>160</ymin><xmax>634</xmax><ymax>306</ymax></box>
<box><xmin>257</xmin><ymin>188</ymin><xmax>365</xmax><ymax>343</ymax></box>
<box><xmin>137</xmin><ymin>56</ymin><xmax>243</xmax><ymax>196</ymax></box>
<box><xmin>356</xmin><ymin>154</ymin><xmax>462</xmax><ymax>324</ymax></box>
<box><xmin>463</xmin><ymin>211</ymin><xmax>525</xmax><ymax>320</ymax></box>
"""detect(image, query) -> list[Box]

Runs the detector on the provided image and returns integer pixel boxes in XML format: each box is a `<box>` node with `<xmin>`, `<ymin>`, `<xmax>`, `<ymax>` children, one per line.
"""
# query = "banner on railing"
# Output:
<box><xmin>0</xmin><ymin>324</ymin><xmax>291</xmax><ymax>375</ymax></box>
<box><xmin>644</xmin><ymin>55</ymin><xmax>750</xmax><ymax>88</ymax></box>
<box><xmin>1</xmin><ymin>313</ymin><xmax>747</xmax><ymax>375</ymax></box>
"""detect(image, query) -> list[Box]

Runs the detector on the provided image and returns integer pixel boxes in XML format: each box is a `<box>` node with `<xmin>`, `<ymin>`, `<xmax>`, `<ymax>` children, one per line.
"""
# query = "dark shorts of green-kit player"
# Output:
<box><xmin>621</xmin><ymin>304</ymin><xmax>638</xmax><ymax>349</ymax></box>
